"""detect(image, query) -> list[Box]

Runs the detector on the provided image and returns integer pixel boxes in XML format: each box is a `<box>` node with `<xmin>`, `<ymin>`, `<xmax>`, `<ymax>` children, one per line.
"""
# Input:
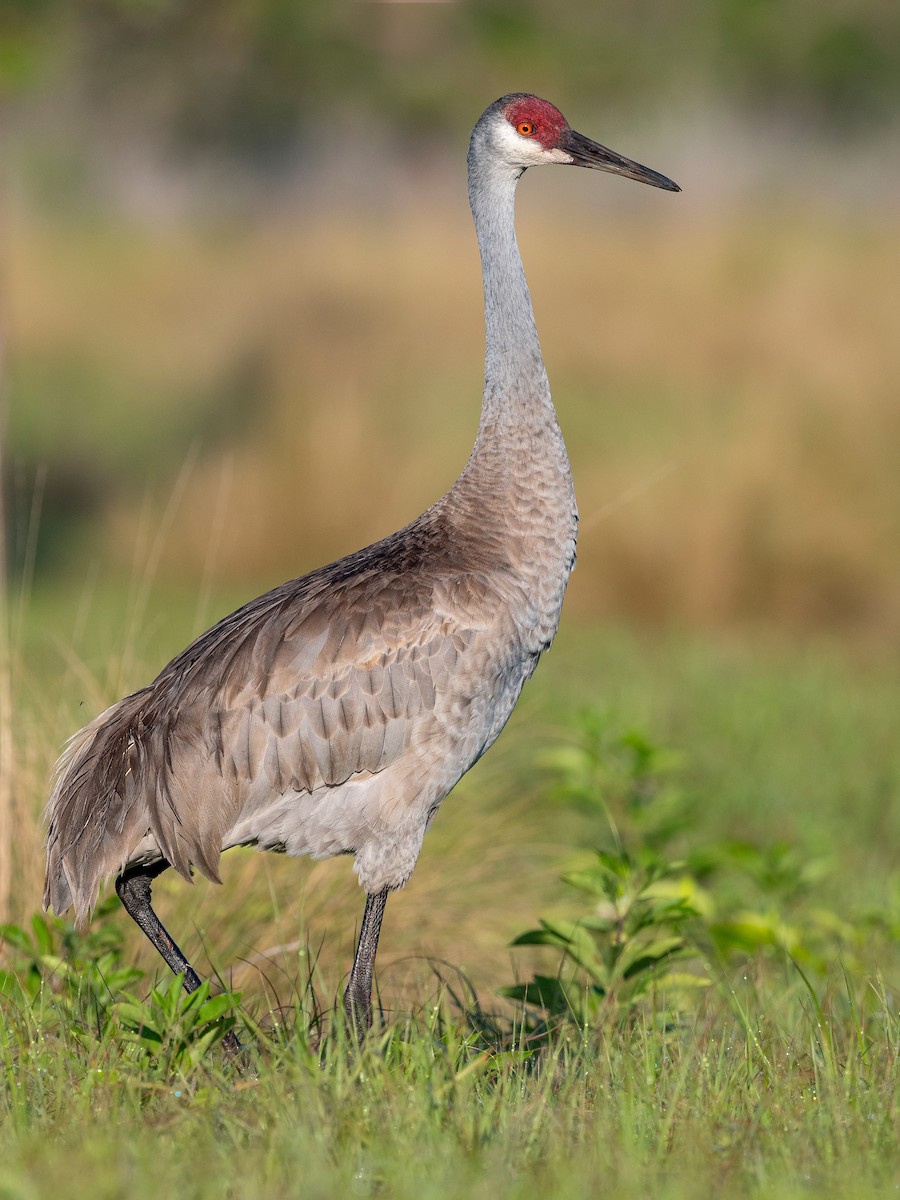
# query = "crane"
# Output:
<box><xmin>43</xmin><ymin>94</ymin><xmax>679</xmax><ymax>1047</ymax></box>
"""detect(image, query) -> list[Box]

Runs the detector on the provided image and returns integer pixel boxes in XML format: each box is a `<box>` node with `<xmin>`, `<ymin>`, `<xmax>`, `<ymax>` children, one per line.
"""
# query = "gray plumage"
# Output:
<box><xmin>43</xmin><ymin>94</ymin><xmax>678</xmax><ymax>1037</ymax></box>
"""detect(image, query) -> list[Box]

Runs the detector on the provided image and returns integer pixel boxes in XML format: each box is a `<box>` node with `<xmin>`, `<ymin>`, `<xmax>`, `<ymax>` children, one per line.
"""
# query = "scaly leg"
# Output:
<box><xmin>115</xmin><ymin>862</ymin><xmax>243</xmax><ymax>1061</ymax></box>
<box><xmin>343</xmin><ymin>888</ymin><xmax>389</xmax><ymax>1040</ymax></box>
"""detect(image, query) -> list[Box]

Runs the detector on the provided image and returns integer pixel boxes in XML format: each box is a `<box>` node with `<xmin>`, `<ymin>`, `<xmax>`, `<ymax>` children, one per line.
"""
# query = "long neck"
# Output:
<box><xmin>468</xmin><ymin>154</ymin><xmax>552</xmax><ymax>429</ymax></box>
<box><xmin>437</xmin><ymin>141</ymin><xmax>576</xmax><ymax>565</ymax></box>
<box><xmin>433</xmin><ymin>132</ymin><xmax>577</xmax><ymax>632</ymax></box>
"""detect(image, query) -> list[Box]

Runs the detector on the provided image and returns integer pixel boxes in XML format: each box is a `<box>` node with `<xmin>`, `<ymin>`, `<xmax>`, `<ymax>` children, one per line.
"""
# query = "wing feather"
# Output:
<box><xmin>44</xmin><ymin>511</ymin><xmax>527</xmax><ymax>919</ymax></box>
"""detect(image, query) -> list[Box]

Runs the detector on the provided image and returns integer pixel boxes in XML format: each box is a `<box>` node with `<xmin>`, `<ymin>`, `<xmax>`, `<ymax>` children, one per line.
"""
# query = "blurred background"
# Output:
<box><xmin>1</xmin><ymin>0</ymin><xmax>899</xmax><ymax>998</ymax></box>
<box><xmin>4</xmin><ymin>0</ymin><xmax>900</xmax><ymax>634</ymax></box>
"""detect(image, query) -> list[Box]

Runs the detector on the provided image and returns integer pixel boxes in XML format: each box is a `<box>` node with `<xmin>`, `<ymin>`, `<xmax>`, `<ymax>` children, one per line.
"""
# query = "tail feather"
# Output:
<box><xmin>42</xmin><ymin>687</ymin><xmax>201</xmax><ymax>925</ymax></box>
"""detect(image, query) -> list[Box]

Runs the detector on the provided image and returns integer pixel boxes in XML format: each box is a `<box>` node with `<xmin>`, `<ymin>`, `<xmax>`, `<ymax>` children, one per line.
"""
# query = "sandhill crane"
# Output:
<box><xmin>43</xmin><ymin>94</ymin><xmax>679</xmax><ymax>1046</ymax></box>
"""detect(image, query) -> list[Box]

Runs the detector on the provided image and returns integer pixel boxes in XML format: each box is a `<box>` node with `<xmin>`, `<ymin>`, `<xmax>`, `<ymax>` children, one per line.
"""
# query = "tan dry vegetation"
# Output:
<box><xmin>10</xmin><ymin>193</ymin><xmax>900</xmax><ymax>637</ymax></box>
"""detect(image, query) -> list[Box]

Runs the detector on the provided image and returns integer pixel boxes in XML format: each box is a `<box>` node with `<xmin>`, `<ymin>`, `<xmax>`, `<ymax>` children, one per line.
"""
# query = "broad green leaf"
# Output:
<box><xmin>620</xmin><ymin>936</ymin><xmax>685</xmax><ymax>980</ymax></box>
<box><xmin>197</xmin><ymin>993</ymin><xmax>239</xmax><ymax>1024</ymax></box>
<box><xmin>31</xmin><ymin>915</ymin><xmax>56</xmax><ymax>956</ymax></box>
<box><xmin>0</xmin><ymin>923</ymin><xmax>35</xmax><ymax>955</ymax></box>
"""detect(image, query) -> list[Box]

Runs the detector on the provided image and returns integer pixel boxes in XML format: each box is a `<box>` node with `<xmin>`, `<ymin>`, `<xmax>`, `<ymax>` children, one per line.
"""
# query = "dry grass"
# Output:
<box><xmin>7</xmin><ymin>188</ymin><xmax>900</xmax><ymax>637</ymax></box>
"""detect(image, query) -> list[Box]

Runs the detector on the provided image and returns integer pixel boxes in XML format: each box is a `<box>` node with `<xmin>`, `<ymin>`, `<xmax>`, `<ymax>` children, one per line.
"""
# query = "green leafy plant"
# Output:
<box><xmin>506</xmin><ymin>713</ymin><xmax>712</xmax><ymax>1026</ymax></box>
<box><xmin>0</xmin><ymin>899</ymin><xmax>144</xmax><ymax>1033</ymax></box>
<box><xmin>114</xmin><ymin>973</ymin><xmax>243</xmax><ymax>1075</ymax></box>
<box><xmin>507</xmin><ymin>710</ymin><xmax>861</xmax><ymax>1031</ymax></box>
<box><xmin>0</xmin><ymin>901</ymin><xmax>248</xmax><ymax>1074</ymax></box>
<box><xmin>538</xmin><ymin>710</ymin><xmax>694</xmax><ymax>854</ymax></box>
<box><xmin>505</xmin><ymin>848</ymin><xmax>709</xmax><ymax>1024</ymax></box>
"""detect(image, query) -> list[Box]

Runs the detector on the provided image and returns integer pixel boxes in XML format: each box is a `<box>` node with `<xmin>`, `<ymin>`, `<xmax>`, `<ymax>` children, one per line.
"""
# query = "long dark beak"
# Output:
<box><xmin>560</xmin><ymin>129</ymin><xmax>680</xmax><ymax>192</ymax></box>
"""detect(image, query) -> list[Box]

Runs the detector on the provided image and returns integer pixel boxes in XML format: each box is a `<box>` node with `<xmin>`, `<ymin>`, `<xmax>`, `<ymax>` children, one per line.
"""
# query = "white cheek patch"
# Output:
<box><xmin>493</xmin><ymin>120</ymin><xmax>572</xmax><ymax>166</ymax></box>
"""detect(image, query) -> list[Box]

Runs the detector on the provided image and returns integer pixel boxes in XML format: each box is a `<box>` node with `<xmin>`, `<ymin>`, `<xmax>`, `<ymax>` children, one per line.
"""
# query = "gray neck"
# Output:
<box><xmin>438</xmin><ymin>128</ymin><xmax>575</xmax><ymax>555</ymax></box>
<box><xmin>467</xmin><ymin>149</ymin><xmax>551</xmax><ymax>430</ymax></box>
<box><xmin>433</xmin><ymin>122</ymin><xmax>577</xmax><ymax>608</ymax></box>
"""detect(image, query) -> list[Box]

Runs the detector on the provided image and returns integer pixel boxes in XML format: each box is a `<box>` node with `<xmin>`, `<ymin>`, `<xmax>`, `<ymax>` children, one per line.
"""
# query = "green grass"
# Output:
<box><xmin>2</xmin><ymin>580</ymin><xmax>900</xmax><ymax>1198</ymax></box>
<box><xmin>0</xmin><ymin>966</ymin><xmax>898</xmax><ymax>1199</ymax></box>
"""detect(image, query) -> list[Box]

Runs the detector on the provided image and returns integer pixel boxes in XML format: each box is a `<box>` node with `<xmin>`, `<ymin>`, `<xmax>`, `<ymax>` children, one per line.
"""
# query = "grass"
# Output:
<box><xmin>2</xmin><ymin>583</ymin><xmax>900</xmax><ymax>1196</ymax></box>
<box><xmin>6</xmin><ymin>194</ymin><xmax>900</xmax><ymax>634</ymax></box>
<box><xmin>0</xmin><ymin>936</ymin><xmax>898</xmax><ymax>1199</ymax></box>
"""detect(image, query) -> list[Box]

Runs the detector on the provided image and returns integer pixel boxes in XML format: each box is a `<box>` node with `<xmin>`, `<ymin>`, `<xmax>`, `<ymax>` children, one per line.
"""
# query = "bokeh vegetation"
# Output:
<box><xmin>3</xmin><ymin>0</ymin><xmax>900</xmax><ymax>638</ymax></box>
<box><xmin>1</xmin><ymin>4</ymin><xmax>899</xmax><ymax>1197</ymax></box>
<box><xmin>4</xmin><ymin>0</ymin><xmax>900</xmax><ymax>148</ymax></box>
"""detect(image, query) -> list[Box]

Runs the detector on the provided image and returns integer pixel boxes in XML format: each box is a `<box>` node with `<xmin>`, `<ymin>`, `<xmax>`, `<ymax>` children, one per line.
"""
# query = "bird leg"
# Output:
<box><xmin>115</xmin><ymin>862</ymin><xmax>243</xmax><ymax>1061</ymax></box>
<box><xmin>343</xmin><ymin>888</ymin><xmax>389</xmax><ymax>1041</ymax></box>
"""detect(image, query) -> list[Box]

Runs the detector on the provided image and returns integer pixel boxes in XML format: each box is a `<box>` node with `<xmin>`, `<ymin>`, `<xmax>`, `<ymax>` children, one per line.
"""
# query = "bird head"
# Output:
<box><xmin>475</xmin><ymin>93</ymin><xmax>680</xmax><ymax>192</ymax></box>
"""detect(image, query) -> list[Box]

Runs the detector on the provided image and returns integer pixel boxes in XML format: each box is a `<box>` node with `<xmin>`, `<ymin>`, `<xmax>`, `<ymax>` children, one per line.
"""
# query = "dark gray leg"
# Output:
<box><xmin>115</xmin><ymin>862</ymin><xmax>243</xmax><ymax>1061</ymax></box>
<box><xmin>343</xmin><ymin>888</ymin><xmax>389</xmax><ymax>1040</ymax></box>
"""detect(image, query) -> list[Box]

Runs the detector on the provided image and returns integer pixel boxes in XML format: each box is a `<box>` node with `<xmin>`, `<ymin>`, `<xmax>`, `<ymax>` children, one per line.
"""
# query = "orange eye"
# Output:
<box><xmin>516</xmin><ymin>121</ymin><xmax>534</xmax><ymax>136</ymax></box>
